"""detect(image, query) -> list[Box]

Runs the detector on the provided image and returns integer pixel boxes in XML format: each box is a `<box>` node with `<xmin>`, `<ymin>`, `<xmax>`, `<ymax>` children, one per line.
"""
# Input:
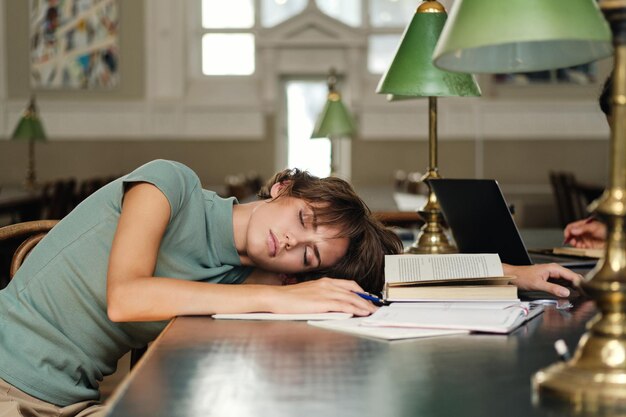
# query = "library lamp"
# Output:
<box><xmin>532</xmin><ymin>1</ymin><xmax>626</xmax><ymax>411</ymax></box>
<box><xmin>311</xmin><ymin>69</ymin><xmax>356</xmax><ymax>177</ymax></box>
<box><xmin>376</xmin><ymin>0</ymin><xmax>480</xmax><ymax>254</ymax></box>
<box><xmin>11</xmin><ymin>96</ymin><xmax>47</xmax><ymax>190</ymax></box>
<box><xmin>433</xmin><ymin>0</ymin><xmax>626</xmax><ymax>411</ymax></box>
<box><xmin>432</xmin><ymin>0</ymin><xmax>613</xmax><ymax>73</ymax></box>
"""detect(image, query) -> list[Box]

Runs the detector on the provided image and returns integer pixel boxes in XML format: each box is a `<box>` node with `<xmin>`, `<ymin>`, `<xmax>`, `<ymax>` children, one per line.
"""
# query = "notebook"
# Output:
<box><xmin>428</xmin><ymin>179</ymin><xmax>596</xmax><ymax>268</ymax></box>
<box><xmin>362</xmin><ymin>301</ymin><xmax>544</xmax><ymax>334</ymax></box>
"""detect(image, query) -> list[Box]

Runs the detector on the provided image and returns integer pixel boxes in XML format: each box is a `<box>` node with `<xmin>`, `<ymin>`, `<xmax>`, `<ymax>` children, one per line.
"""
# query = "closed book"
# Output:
<box><xmin>385</xmin><ymin>284</ymin><xmax>518</xmax><ymax>302</ymax></box>
<box><xmin>552</xmin><ymin>246</ymin><xmax>603</xmax><ymax>259</ymax></box>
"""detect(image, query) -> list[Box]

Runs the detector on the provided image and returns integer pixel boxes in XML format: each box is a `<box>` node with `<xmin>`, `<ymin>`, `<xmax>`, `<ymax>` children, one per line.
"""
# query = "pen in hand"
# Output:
<box><xmin>354</xmin><ymin>291</ymin><xmax>389</xmax><ymax>306</ymax></box>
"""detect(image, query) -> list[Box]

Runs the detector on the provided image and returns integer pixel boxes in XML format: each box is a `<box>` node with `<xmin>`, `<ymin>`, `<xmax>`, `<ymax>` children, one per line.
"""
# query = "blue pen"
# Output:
<box><xmin>354</xmin><ymin>291</ymin><xmax>389</xmax><ymax>306</ymax></box>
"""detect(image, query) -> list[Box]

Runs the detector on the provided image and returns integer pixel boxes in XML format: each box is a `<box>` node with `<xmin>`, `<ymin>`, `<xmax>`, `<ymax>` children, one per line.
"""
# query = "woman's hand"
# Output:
<box><xmin>564</xmin><ymin>218</ymin><xmax>606</xmax><ymax>249</ymax></box>
<box><xmin>266</xmin><ymin>277</ymin><xmax>378</xmax><ymax>316</ymax></box>
<box><xmin>503</xmin><ymin>263</ymin><xmax>582</xmax><ymax>298</ymax></box>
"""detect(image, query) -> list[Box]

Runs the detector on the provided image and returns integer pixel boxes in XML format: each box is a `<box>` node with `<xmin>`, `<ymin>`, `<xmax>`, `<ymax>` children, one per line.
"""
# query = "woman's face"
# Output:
<box><xmin>243</xmin><ymin>187</ymin><xmax>349</xmax><ymax>275</ymax></box>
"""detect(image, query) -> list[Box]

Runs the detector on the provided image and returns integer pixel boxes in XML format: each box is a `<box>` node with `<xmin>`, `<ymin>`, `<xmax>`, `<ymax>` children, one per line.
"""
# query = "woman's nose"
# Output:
<box><xmin>284</xmin><ymin>233</ymin><xmax>300</xmax><ymax>249</ymax></box>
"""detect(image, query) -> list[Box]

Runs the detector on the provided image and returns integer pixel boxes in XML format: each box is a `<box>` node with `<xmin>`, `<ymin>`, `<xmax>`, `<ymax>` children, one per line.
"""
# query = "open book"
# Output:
<box><xmin>384</xmin><ymin>253</ymin><xmax>518</xmax><ymax>302</ymax></box>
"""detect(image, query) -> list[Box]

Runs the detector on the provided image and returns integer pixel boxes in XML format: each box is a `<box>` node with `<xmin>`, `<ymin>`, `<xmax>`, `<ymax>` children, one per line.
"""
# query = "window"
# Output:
<box><xmin>366</xmin><ymin>0</ymin><xmax>415</xmax><ymax>73</ymax></box>
<box><xmin>200</xmin><ymin>0</ymin><xmax>255</xmax><ymax>75</ymax></box>
<box><xmin>197</xmin><ymin>0</ymin><xmax>422</xmax><ymax>76</ymax></box>
<box><xmin>202</xmin><ymin>34</ymin><xmax>255</xmax><ymax>75</ymax></box>
<box><xmin>369</xmin><ymin>0</ymin><xmax>414</xmax><ymax>27</ymax></box>
<box><xmin>261</xmin><ymin>0</ymin><xmax>307</xmax><ymax>27</ymax></box>
<box><xmin>286</xmin><ymin>80</ymin><xmax>332</xmax><ymax>177</ymax></box>
<box><xmin>316</xmin><ymin>0</ymin><xmax>361</xmax><ymax>27</ymax></box>
<box><xmin>368</xmin><ymin>34</ymin><xmax>401</xmax><ymax>74</ymax></box>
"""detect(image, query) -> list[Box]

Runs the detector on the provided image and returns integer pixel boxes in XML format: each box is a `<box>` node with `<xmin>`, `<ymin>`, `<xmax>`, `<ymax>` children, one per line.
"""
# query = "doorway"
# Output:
<box><xmin>283</xmin><ymin>79</ymin><xmax>332</xmax><ymax>177</ymax></box>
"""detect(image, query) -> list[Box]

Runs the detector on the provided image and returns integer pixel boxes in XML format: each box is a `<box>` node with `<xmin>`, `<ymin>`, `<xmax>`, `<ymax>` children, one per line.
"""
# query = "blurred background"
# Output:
<box><xmin>0</xmin><ymin>0</ymin><xmax>610</xmax><ymax>230</ymax></box>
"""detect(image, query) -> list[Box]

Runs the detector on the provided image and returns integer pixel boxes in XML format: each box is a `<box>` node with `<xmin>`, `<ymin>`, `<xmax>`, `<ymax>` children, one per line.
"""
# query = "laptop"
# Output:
<box><xmin>428</xmin><ymin>178</ymin><xmax>596</xmax><ymax>268</ymax></box>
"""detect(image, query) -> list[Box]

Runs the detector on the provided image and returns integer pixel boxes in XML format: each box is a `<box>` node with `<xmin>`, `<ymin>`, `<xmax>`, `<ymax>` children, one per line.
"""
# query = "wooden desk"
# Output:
<box><xmin>107</xmin><ymin>302</ymin><xmax>596</xmax><ymax>417</ymax></box>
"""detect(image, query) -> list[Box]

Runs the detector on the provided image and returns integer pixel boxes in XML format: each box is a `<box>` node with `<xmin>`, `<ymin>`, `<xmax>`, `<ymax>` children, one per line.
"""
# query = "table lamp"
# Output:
<box><xmin>427</xmin><ymin>0</ymin><xmax>625</xmax><ymax>410</ymax></box>
<box><xmin>376</xmin><ymin>0</ymin><xmax>481</xmax><ymax>254</ymax></box>
<box><xmin>311</xmin><ymin>68</ymin><xmax>356</xmax><ymax>176</ymax></box>
<box><xmin>11</xmin><ymin>96</ymin><xmax>47</xmax><ymax>189</ymax></box>
<box><xmin>432</xmin><ymin>0</ymin><xmax>613</xmax><ymax>74</ymax></box>
<box><xmin>534</xmin><ymin>2</ymin><xmax>626</xmax><ymax>410</ymax></box>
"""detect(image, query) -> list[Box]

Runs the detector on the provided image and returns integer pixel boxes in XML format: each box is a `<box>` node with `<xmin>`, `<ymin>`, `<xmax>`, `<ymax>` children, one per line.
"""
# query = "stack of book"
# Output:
<box><xmin>383</xmin><ymin>253</ymin><xmax>518</xmax><ymax>302</ymax></box>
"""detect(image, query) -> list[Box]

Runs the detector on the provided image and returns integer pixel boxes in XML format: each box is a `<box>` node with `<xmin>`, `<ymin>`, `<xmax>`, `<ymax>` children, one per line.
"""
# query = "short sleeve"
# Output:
<box><xmin>217</xmin><ymin>266</ymin><xmax>255</xmax><ymax>284</ymax></box>
<box><xmin>123</xmin><ymin>159</ymin><xmax>200</xmax><ymax>221</ymax></box>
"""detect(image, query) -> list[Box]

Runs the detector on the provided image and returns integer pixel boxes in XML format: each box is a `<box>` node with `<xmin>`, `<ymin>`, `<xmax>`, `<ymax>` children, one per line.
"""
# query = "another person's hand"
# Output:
<box><xmin>564</xmin><ymin>218</ymin><xmax>606</xmax><ymax>249</ymax></box>
<box><xmin>268</xmin><ymin>277</ymin><xmax>378</xmax><ymax>316</ymax></box>
<box><xmin>503</xmin><ymin>263</ymin><xmax>582</xmax><ymax>298</ymax></box>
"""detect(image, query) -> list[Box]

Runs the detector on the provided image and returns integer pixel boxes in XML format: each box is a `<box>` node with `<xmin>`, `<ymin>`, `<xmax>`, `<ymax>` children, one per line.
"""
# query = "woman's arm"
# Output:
<box><xmin>503</xmin><ymin>263</ymin><xmax>582</xmax><ymax>298</ymax></box>
<box><xmin>106</xmin><ymin>183</ymin><xmax>376</xmax><ymax>322</ymax></box>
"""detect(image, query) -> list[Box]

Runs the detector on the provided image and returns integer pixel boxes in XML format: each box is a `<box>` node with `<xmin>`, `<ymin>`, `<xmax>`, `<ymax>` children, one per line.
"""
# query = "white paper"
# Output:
<box><xmin>308</xmin><ymin>317</ymin><xmax>469</xmax><ymax>340</ymax></box>
<box><xmin>362</xmin><ymin>302</ymin><xmax>541</xmax><ymax>334</ymax></box>
<box><xmin>385</xmin><ymin>253</ymin><xmax>503</xmax><ymax>284</ymax></box>
<box><xmin>212</xmin><ymin>312</ymin><xmax>353</xmax><ymax>321</ymax></box>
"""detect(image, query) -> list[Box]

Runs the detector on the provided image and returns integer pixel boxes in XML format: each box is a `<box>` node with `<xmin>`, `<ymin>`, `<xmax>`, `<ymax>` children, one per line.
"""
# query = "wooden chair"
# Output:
<box><xmin>0</xmin><ymin>220</ymin><xmax>59</xmax><ymax>278</ymax></box>
<box><xmin>40</xmin><ymin>178</ymin><xmax>77</xmax><ymax>220</ymax></box>
<box><xmin>549</xmin><ymin>171</ymin><xmax>604</xmax><ymax>227</ymax></box>
<box><xmin>0</xmin><ymin>220</ymin><xmax>146</xmax><ymax>368</ymax></box>
<box><xmin>75</xmin><ymin>176</ymin><xmax>117</xmax><ymax>206</ymax></box>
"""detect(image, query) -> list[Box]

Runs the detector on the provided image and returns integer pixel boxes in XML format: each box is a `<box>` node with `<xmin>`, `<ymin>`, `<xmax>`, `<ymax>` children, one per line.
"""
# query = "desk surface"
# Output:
<box><xmin>107</xmin><ymin>302</ymin><xmax>596</xmax><ymax>417</ymax></box>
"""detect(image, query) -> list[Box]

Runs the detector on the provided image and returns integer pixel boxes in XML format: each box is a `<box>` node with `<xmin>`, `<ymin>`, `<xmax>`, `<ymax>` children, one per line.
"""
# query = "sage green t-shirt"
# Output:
<box><xmin>0</xmin><ymin>159</ymin><xmax>252</xmax><ymax>406</ymax></box>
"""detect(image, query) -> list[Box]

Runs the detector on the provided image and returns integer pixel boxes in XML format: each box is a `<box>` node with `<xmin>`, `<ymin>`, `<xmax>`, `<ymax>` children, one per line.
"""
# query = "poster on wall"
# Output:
<box><xmin>29</xmin><ymin>0</ymin><xmax>119</xmax><ymax>89</ymax></box>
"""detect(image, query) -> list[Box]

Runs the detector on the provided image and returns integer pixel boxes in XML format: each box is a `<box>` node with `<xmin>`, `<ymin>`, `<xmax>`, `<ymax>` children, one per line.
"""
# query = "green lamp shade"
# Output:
<box><xmin>432</xmin><ymin>0</ymin><xmax>612</xmax><ymax>74</ymax></box>
<box><xmin>12</xmin><ymin>99</ymin><xmax>47</xmax><ymax>142</ymax></box>
<box><xmin>376</xmin><ymin>9</ymin><xmax>481</xmax><ymax>98</ymax></box>
<box><xmin>311</xmin><ymin>95</ymin><xmax>356</xmax><ymax>139</ymax></box>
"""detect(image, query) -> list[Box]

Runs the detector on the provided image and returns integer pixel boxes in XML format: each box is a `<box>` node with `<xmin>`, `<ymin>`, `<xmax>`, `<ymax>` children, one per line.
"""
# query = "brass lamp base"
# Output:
<box><xmin>405</xmin><ymin>170</ymin><xmax>456</xmax><ymax>254</ymax></box>
<box><xmin>533</xmin><ymin>333</ymin><xmax>626</xmax><ymax>414</ymax></box>
<box><xmin>405</xmin><ymin>207</ymin><xmax>456</xmax><ymax>254</ymax></box>
<box><xmin>533</xmin><ymin>253</ymin><xmax>626</xmax><ymax>413</ymax></box>
<box><xmin>532</xmin><ymin>2</ymin><xmax>626</xmax><ymax>415</ymax></box>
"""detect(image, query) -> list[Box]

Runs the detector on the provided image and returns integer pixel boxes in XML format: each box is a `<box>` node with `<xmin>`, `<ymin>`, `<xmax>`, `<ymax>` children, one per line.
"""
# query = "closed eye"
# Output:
<box><xmin>299</xmin><ymin>210</ymin><xmax>305</xmax><ymax>227</ymax></box>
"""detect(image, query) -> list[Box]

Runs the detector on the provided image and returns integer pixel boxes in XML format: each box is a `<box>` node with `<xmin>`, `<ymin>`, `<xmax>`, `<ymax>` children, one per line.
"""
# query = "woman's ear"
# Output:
<box><xmin>270</xmin><ymin>181</ymin><xmax>290</xmax><ymax>198</ymax></box>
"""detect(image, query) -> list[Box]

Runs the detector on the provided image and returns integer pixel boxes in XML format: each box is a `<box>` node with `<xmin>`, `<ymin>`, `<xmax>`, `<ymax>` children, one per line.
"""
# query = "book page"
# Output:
<box><xmin>385</xmin><ymin>253</ymin><xmax>503</xmax><ymax>284</ymax></box>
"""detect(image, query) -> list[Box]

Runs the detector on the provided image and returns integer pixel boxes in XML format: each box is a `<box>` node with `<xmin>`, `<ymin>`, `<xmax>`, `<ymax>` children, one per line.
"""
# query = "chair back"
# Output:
<box><xmin>549</xmin><ymin>171</ymin><xmax>604</xmax><ymax>227</ymax></box>
<box><xmin>0</xmin><ymin>220</ymin><xmax>59</xmax><ymax>278</ymax></box>
<box><xmin>41</xmin><ymin>179</ymin><xmax>77</xmax><ymax>220</ymax></box>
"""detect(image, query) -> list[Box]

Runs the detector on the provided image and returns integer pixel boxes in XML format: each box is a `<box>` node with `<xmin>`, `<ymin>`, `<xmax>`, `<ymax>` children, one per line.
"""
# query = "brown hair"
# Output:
<box><xmin>258</xmin><ymin>168</ymin><xmax>403</xmax><ymax>294</ymax></box>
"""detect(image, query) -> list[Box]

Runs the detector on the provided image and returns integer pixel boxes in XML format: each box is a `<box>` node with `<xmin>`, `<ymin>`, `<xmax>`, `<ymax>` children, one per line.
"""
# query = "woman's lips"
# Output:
<box><xmin>268</xmin><ymin>230</ymin><xmax>277</xmax><ymax>257</ymax></box>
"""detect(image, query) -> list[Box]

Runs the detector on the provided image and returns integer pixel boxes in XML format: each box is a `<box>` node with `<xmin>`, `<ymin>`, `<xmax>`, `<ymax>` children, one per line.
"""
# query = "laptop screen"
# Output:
<box><xmin>428</xmin><ymin>179</ymin><xmax>533</xmax><ymax>265</ymax></box>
